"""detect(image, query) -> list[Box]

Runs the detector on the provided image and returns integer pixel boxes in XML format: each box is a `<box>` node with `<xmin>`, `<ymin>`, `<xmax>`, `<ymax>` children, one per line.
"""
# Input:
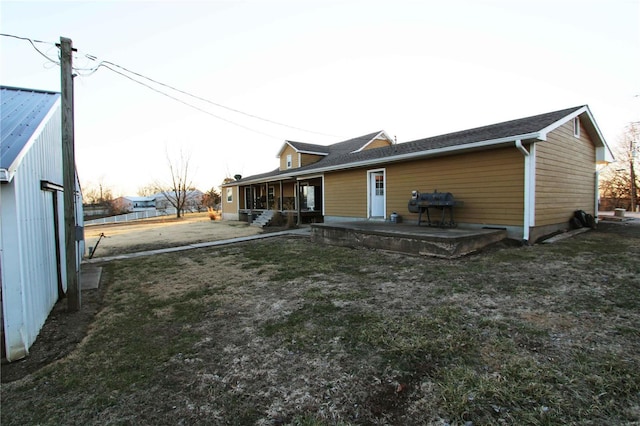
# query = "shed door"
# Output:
<box><xmin>369</xmin><ymin>171</ymin><xmax>385</xmax><ymax>218</ymax></box>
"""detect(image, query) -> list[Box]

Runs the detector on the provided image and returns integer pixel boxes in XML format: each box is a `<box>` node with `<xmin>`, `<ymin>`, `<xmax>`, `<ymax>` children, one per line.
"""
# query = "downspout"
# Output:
<box><xmin>515</xmin><ymin>140</ymin><xmax>531</xmax><ymax>242</ymax></box>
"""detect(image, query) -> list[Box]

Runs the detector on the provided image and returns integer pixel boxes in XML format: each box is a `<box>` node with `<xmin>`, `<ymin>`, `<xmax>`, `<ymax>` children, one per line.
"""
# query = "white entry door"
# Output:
<box><xmin>369</xmin><ymin>171</ymin><xmax>385</xmax><ymax>218</ymax></box>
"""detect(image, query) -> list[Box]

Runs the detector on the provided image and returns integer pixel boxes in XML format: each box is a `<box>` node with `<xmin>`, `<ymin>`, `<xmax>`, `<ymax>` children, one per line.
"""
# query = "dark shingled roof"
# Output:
<box><xmin>231</xmin><ymin>106</ymin><xmax>585</xmax><ymax>184</ymax></box>
<box><xmin>234</xmin><ymin>131</ymin><xmax>386</xmax><ymax>183</ymax></box>
<box><xmin>286</xmin><ymin>131</ymin><xmax>384</xmax><ymax>156</ymax></box>
<box><xmin>286</xmin><ymin>141</ymin><xmax>330</xmax><ymax>154</ymax></box>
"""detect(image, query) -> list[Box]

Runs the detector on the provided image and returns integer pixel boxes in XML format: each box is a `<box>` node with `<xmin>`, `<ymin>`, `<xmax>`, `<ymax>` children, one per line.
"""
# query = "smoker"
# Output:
<box><xmin>407</xmin><ymin>190</ymin><xmax>462</xmax><ymax>227</ymax></box>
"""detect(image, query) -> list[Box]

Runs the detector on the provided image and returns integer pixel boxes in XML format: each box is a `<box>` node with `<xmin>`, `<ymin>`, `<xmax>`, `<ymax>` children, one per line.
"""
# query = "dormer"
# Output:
<box><xmin>275</xmin><ymin>131</ymin><xmax>394</xmax><ymax>171</ymax></box>
<box><xmin>353</xmin><ymin>132</ymin><xmax>394</xmax><ymax>152</ymax></box>
<box><xmin>277</xmin><ymin>141</ymin><xmax>329</xmax><ymax>171</ymax></box>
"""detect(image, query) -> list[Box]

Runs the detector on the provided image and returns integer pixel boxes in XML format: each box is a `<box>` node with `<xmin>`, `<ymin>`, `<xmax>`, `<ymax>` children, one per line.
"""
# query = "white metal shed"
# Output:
<box><xmin>0</xmin><ymin>86</ymin><xmax>83</xmax><ymax>361</ymax></box>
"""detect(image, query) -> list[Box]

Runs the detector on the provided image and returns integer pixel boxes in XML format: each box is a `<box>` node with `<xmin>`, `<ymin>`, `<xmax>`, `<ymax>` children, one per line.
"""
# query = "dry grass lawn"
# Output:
<box><xmin>2</xmin><ymin>219</ymin><xmax>639</xmax><ymax>425</ymax></box>
<box><xmin>84</xmin><ymin>212</ymin><xmax>261</xmax><ymax>257</ymax></box>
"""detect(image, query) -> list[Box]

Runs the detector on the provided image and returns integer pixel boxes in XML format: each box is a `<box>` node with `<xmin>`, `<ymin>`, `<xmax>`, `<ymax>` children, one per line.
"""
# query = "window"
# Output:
<box><xmin>286</xmin><ymin>154</ymin><xmax>292</xmax><ymax>169</ymax></box>
<box><xmin>375</xmin><ymin>174</ymin><xmax>384</xmax><ymax>196</ymax></box>
<box><xmin>226</xmin><ymin>188</ymin><xmax>233</xmax><ymax>203</ymax></box>
<box><xmin>302</xmin><ymin>185</ymin><xmax>315</xmax><ymax>210</ymax></box>
<box><xmin>573</xmin><ymin>117</ymin><xmax>580</xmax><ymax>138</ymax></box>
<box><xmin>268</xmin><ymin>186</ymin><xmax>275</xmax><ymax>208</ymax></box>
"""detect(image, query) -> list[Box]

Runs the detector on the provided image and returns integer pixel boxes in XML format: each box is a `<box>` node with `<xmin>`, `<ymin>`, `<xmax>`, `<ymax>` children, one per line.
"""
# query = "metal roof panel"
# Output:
<box><xmin>1</xmin><ymin>86</ymin><xmax>61</xmax><ymax>170</ymax></box>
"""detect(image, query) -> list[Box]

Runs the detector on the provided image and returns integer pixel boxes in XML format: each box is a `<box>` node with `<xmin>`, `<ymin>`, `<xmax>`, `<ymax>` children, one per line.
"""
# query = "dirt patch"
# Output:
<box><xmin>84</xmin><ymin>212</ymin><xmax>261</xmax><ymax>257</ymax></box>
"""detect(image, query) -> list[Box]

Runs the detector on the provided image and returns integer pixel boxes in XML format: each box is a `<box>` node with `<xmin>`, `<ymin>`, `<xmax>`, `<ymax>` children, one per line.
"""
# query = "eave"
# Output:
<box><xmin>293</xmin><ymin>132</ymin><xmax>545</xmax><ymax>177</ymax></box>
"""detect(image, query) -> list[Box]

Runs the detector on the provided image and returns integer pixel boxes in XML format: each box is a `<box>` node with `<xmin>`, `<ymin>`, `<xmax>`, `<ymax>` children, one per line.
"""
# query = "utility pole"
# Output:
<box><xmin>627</xmin><ymin>122</ymin><xmax>639</xmax><ymax>213</ymax></box>
<box><xmin>631</xmin><ymin>138</ymin><xmax>637</xmax><ymax>213</ymax></box>
<box><xmin>59</xmin><ymin>36</ymin><xmax>81</xmax><ymax>311</ymax></box>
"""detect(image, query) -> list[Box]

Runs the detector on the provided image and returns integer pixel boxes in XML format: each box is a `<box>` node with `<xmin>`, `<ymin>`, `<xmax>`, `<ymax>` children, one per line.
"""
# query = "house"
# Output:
<box><xmin>222</xmin><ymin>105</ymin><xmax>613</xmax><ymax>242</ymax></box>
<box><xmin>113</xmin><ymin>195</ymin><xmax>156</xmax><ymax>212</ymax></box>
<box><xmin>0</xmin><ymin>86</ymin><xmax>84</xmax><ymax>362</ymax></box>
<box><xmin>153</xmin><ymin>189</ymin><xmax>204</xmax><ymax>213</ymax></box>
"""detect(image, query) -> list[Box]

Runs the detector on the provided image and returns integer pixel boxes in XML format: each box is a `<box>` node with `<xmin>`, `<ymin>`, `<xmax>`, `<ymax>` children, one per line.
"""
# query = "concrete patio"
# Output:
<box><xmin>311</xmin><ymin>221</ymin><xmax>508</xmax><ymax>258</ymax></box>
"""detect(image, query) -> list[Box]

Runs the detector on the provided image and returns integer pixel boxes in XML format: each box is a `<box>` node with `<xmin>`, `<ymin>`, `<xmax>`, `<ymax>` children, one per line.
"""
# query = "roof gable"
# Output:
<box><xmin>275</xmin><ymin>130</ymin><xmax>391</xmax><ymax>159</ymax></box>
<box><xmin>536</xmin><ymin>105</ymin><xmax>613</xmax><ymax>162</ymax></box>
<box><xmin>1</xmin><ymin>86</ymin><xmax>61</xmax><ymax>181</ymax></box>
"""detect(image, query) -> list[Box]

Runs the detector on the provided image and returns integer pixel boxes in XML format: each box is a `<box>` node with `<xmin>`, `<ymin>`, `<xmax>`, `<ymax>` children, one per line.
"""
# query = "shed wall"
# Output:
<box><xmin>1</xmin><ymin>106</ymin><xmax>65</xmax><ymax>361</ymax></box>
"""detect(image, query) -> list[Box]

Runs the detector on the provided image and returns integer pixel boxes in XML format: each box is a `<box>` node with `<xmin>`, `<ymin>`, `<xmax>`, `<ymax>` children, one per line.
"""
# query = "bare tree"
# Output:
<box><xmin>154</xmin><ymin>149</ymin><xmax>194</xmax><ymax>218</ymax></box>
<box><xmin>600</xmin><ymin>122</ymin><xmax>639</xmax><ymax>211</ymax></box>
<box><xmin>81</xmin><ymin>180</ymin><xmax>129</xmax><ymax>216</ymax></box>
<box><xmin>137</xmin><ymin>184</ymin><xmax>156</xmax><ymax>197</ymax></box>
<box><xmin>82</xmin><ymin>179</ymin><xmax>113</xmax><ymax>205</ymax></box>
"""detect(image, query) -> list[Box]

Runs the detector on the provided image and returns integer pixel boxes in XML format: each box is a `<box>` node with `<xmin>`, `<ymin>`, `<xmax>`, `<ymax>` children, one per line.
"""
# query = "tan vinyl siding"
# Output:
<box><xmin>324</xmin><ymin>169</ymin><xmax>368</xmax><ymax>217</ymax></box>
<box><xmin>282</xmin><ymin>182</ymin><xmax>296</xmax><ymax>197</ymax></box>
<box><xmin>279</xmin><ymin>145</ymin><xmax>298</xmax><ymax>170</ymax></box>
<box><xmin>222</xmin><ymin>185</ymin><xmax>238</xmax><ymax>214</ymax></box>
<box><xmin>535</xmin><ymin>120</ymin><xmax>596</xmax><ymax>225</ymax></box>
<box><xmin>324</xmin><ymin>147</ymin><xmax>525</xmax><ymax>225</ymax></box>
<box><xmin>300</xmin><ymin>153</ymin><xmax>323</xmax><ymax>167</ymax></box>
<box><xmin>385</xmin><ymin>148</ymin><xmax>525</xmax><ymax>225</ymax></box>
<box><xmin>363</xmin><ymin>138</ymin><xmax>392</xmax><ymax>150</ymax></box>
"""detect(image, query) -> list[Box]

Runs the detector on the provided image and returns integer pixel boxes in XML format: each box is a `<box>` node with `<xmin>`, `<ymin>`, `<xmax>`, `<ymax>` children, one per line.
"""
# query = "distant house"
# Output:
<box><xmin>222</xmin><ymin>106</ymin><xmax>613</xmax><ymax>242</ymax></box>
<box><xmin>0</xmin><ymin>86</ymin><xmax>84</xmax><ymax>361</ymax></box>
<box><xmin>113</xmin><ymin>195</ymin><xmax>156</xmax><ymax>212</ymax></box>
<box><xmin>153</xmin><ymin>189</ymin><xmax>204</xmax><ymax>213</ymax></box>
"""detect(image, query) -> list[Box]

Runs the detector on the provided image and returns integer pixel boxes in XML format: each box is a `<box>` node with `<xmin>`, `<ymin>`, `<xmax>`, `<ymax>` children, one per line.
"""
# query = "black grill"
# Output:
<box><xmin>407</xmin><ymin>190</ymin><xmax>462</xmax><ymax>227</ymax></box>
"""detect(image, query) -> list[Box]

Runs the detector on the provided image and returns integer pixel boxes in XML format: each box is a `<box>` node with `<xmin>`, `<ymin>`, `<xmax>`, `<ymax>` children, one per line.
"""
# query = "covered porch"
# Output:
<box><xmin>237</xmin><ymin>176</ymin><xmax>324</xmax><ymax>224</ymax></box>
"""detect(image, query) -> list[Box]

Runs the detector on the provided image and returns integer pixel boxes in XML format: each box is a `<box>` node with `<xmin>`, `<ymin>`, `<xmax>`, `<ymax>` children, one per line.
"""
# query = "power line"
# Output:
<box><xmin>0</xmin><ymin>33</ymin><xmax>59</xmax><ymax>65</ymax></box>
<box><xmin>95</xmin><ymin>59</ymin><xmax>338</xmax><ymax>138</ymax></box>
<box><xmin>3</xmin><ymin>32</ymin><xmax>342</xmax><ymax>140</ymax></box>
<box><xmin>100</xmin><ymin>63</ymin><xmax>282</xmax><ymax>139</ymax></box>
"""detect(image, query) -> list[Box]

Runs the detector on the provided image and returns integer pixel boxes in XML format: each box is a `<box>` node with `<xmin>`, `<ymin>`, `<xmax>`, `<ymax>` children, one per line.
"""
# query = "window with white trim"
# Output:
<box><xmin>226</xmin><ymin>188</ymin><xmax>233</xmax><ymax>203</ymax></box>
<box><xmin>573</xmin><ymin>117</ymin><xmax>580</xmax><ymax>138</ymax></box>
<box><xmin>375</xmin><ymin>174</ymin><xmax>384</xmax><ymax>196</ymax></box>
<box><xmin>286</xmin><ymin>154</ymin><xmax>292</xmax><ymax>169</ymax></box>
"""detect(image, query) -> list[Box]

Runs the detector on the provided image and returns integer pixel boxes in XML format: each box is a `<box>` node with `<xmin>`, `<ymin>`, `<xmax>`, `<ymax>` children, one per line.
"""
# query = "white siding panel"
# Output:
<box><xmin>1</xmin><ymin>106</ymin><xmax>64</xmax><ymax>361</ymax></box>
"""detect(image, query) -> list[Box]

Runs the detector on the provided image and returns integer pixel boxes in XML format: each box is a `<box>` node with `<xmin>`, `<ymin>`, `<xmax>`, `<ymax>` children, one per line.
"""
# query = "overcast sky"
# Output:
<box><xmin>2</xmin><ymin>0</ymin><xmax>639</xmax><ymax>196</ymax></box>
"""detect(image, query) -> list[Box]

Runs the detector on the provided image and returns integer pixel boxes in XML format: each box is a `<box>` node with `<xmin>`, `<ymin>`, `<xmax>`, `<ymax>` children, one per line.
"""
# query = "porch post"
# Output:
<box><xmin>279</xmin><ymin>181</ymin><xmax>283</xmax><ymax>211</ymax></box>
<box><xmin>297</xmin><ymin>182</ymin><xmax>302</xmax><ymax>226</ymax></box>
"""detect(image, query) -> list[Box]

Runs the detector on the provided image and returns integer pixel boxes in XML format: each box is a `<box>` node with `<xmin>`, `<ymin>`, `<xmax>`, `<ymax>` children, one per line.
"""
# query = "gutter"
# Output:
<box><xmin>292</xmin><ymin>131</ymin><xmax>545</xmax><ymax>178</ymax></box>
<box><xmin>227</xmin><ymin>132</ymin><xmax>546</xmax><ymax>187</ymax></box>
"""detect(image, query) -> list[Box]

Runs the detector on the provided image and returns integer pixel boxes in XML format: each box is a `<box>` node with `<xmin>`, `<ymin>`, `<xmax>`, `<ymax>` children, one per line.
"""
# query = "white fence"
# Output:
<box><xmin>84</xmin><ymin>209</ymin><xmax>174</xmax><ymax>225</ymax></box>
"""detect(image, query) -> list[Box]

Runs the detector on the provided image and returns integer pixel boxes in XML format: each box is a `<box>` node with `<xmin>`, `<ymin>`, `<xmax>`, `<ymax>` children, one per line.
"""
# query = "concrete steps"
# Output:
<box><xmin>251</xmin><ymin>210</ymin><xmax>278</xmax><ymax>228</ymax></box>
